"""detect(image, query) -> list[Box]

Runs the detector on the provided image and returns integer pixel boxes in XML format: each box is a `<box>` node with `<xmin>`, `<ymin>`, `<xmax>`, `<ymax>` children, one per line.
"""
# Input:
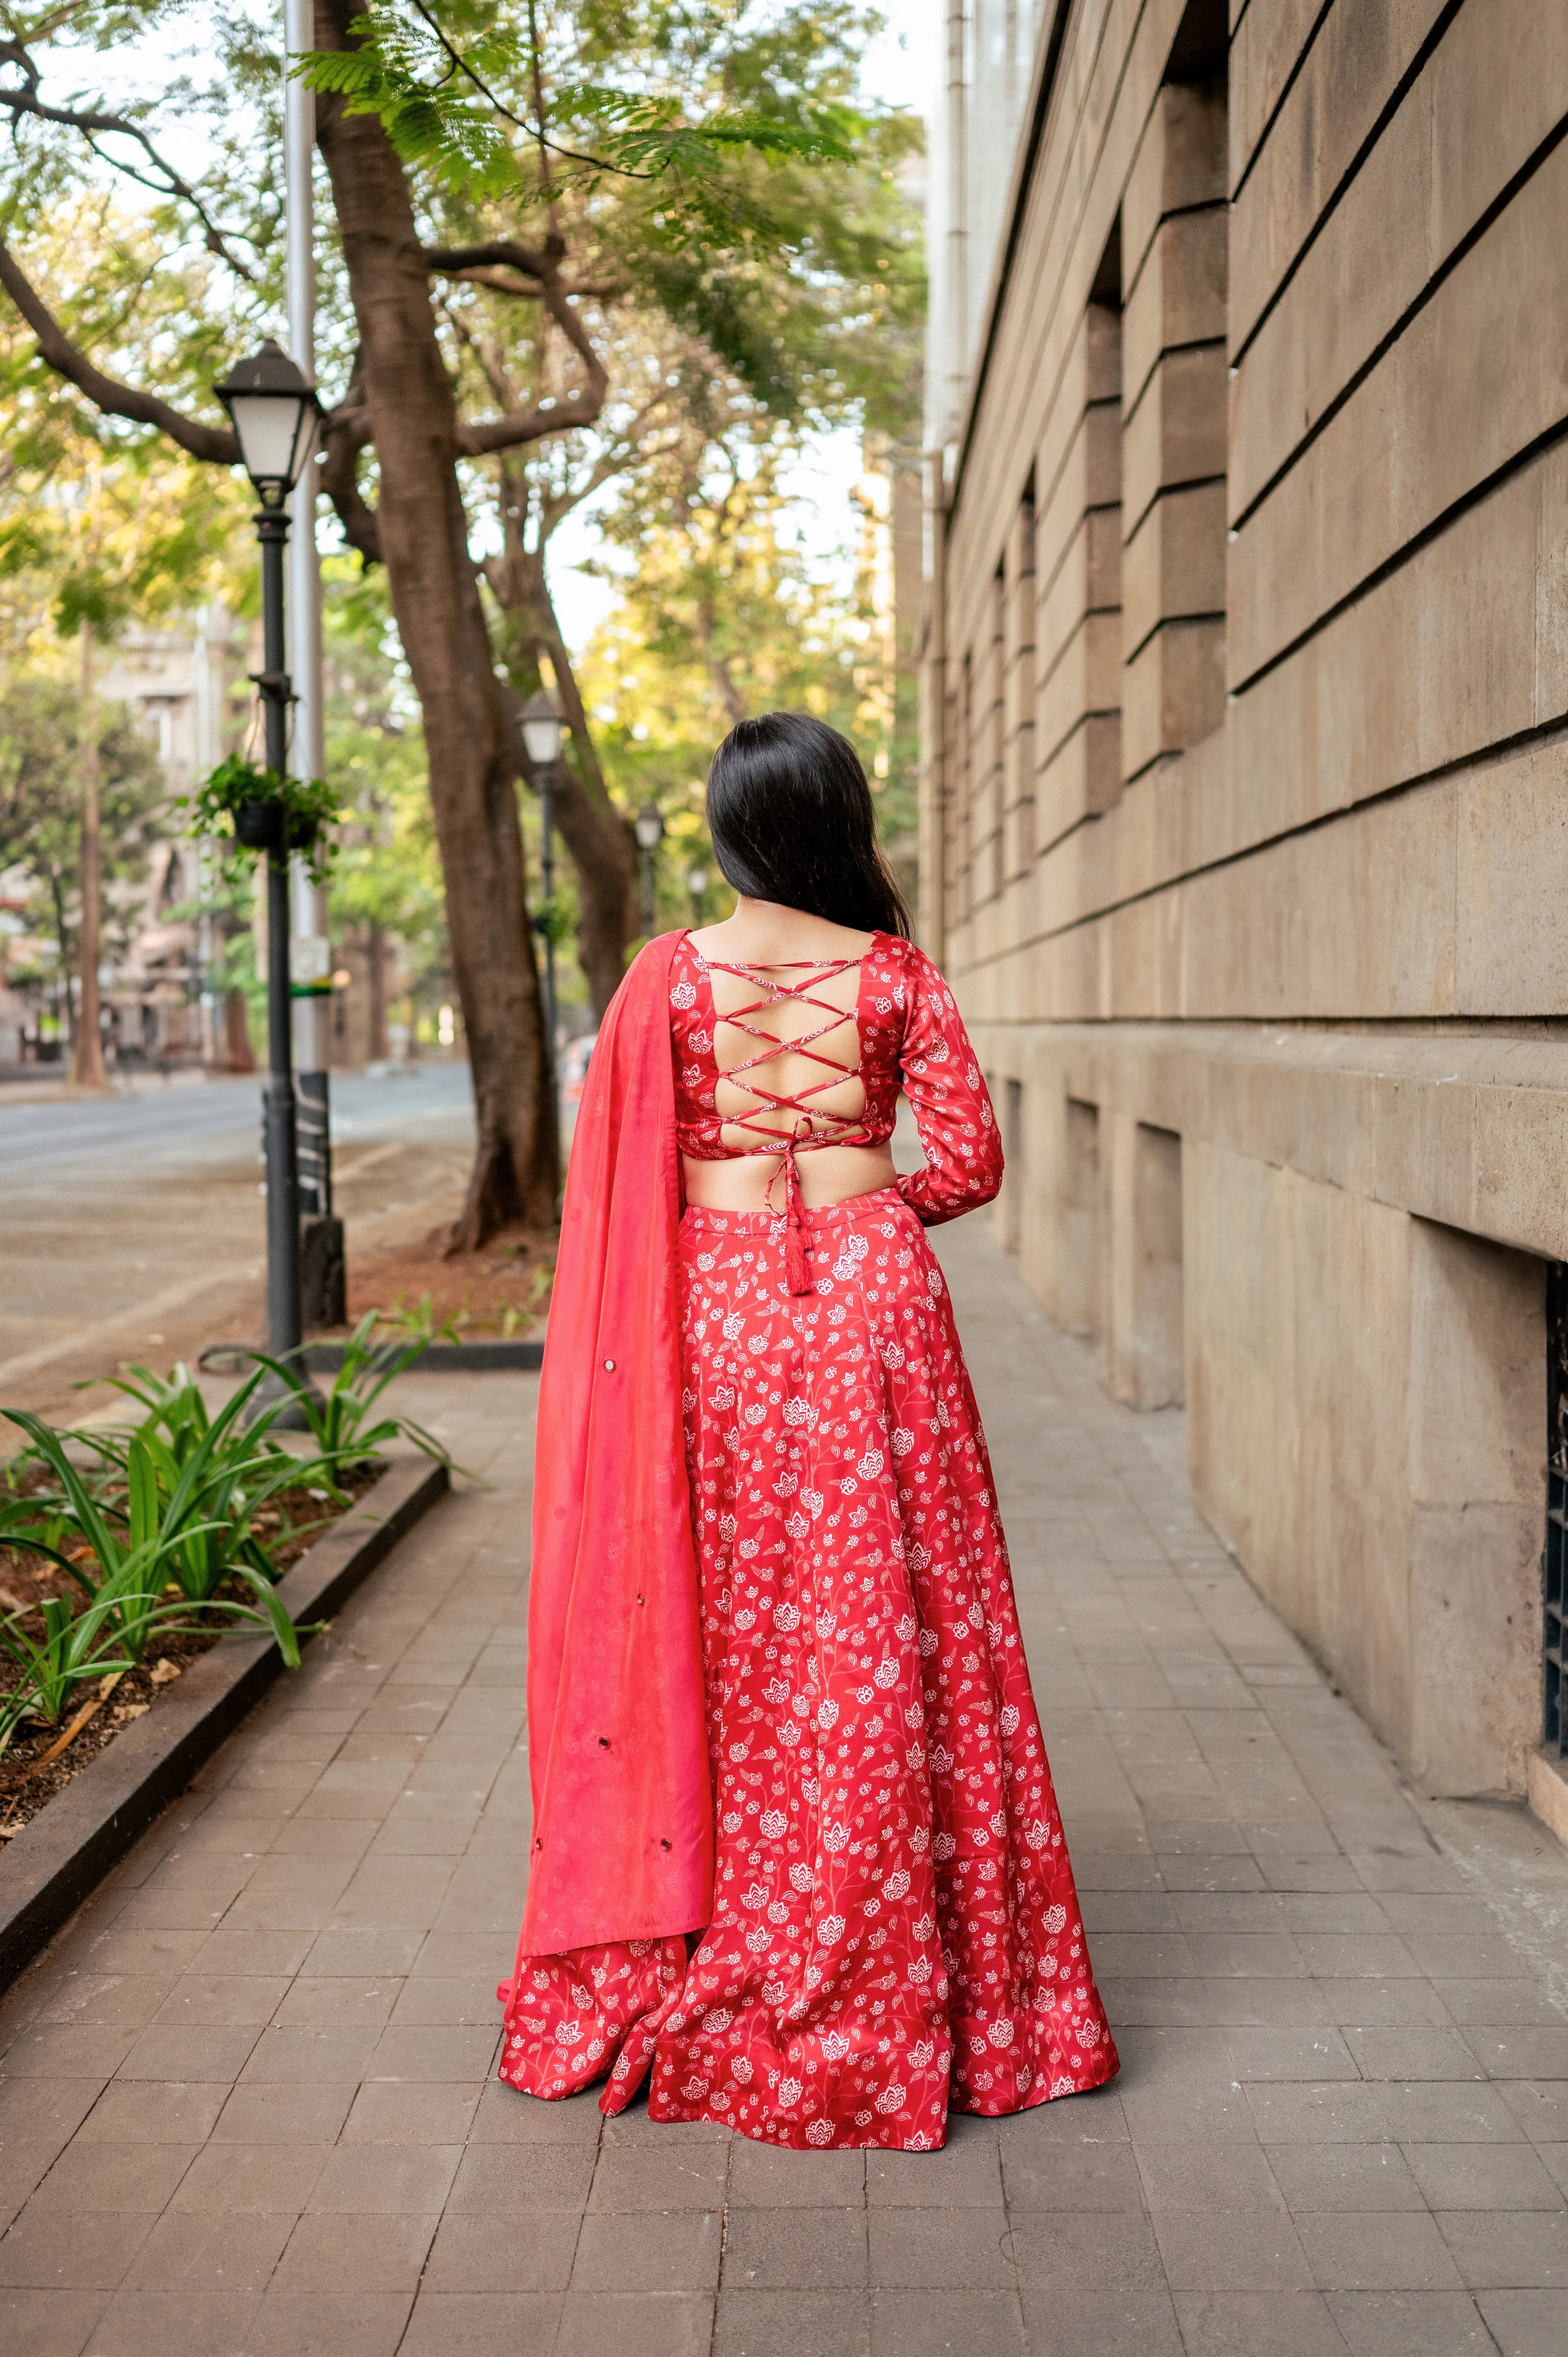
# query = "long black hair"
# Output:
<box><xmin>705</xmin><ymin>711</ymin><xmax>912</xmax><ymax>939</ymax></box>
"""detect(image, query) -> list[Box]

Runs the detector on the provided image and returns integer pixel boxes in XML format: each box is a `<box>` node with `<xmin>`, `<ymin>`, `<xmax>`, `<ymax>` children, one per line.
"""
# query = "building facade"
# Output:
<box><xmin>921</xmin><ymin>0</ymin><xmax>1568</xmax><ymax>1841</ymax></box>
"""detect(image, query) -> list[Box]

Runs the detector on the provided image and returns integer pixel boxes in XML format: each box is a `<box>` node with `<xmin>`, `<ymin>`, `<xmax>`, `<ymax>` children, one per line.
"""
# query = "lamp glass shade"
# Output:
<box><xmin>214</xmin><ymin>339</ymin><xmax>322</xmax><ymax>495</ymax></box>
<box><xmin>227</xmin><ymin>389</ymin><xmax>313</xmax><ymax>490</ymax></box>
<box><xmin>633</xmin><ymin>803</ymin><xmax>664</xmax><ymax>852</ymax></box>
<box><xmin>687</xmin><ymin>867</ymin><xmax>709</xmax><ymax>897</ymax></box>
<box><xmin>521</xmin><ymin>714</ymin><xmax>565</xmax><ymax>767</ymax></box>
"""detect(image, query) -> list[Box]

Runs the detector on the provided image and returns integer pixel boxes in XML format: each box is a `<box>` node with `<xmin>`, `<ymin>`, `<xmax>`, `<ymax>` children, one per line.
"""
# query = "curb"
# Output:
<box><xmin>198</xmin><ymin>1341</ymin><xmax>545</xmax><ymax>1376</ymax></box>
<box><xmin>0</xmin><ymin>1453</ymin><xmax>450</xmax><ymax>1993</ymax></box>
<box><xmin>303</xmin><ymin>1340</ymin><xmax>543</xmax><ymax>1374</ymax></box>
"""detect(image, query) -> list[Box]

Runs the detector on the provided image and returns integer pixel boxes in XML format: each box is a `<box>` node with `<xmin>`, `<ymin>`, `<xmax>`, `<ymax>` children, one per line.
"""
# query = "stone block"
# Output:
<box><xmin>1036</xmin><ymin>513</ymin><xmax>1106</xmax><ymax>683</ymax></box>
<box><xmin>1124</xmin><ymin>207</ymin><xmax>1229</xmax><ymax>418</ymax></box>
<box><xmin>1231</xmin><ymin>0</ymin><xmax>1450</xmax><ymax>347</ymax></box>
<box><xmin>1231</xmin><ymin>133</ymin><xmax>1568</xmax><ymax>684</ymax></box>
<box><xmin>1126</xmin><ymin>81</ymin><xmax>1229</xmax><ymax>288</ymax></box>
<box><xmin>1123</xmin><ymin>345</ymin><xmax>1227</xmax><ymax>537</ymax></box>
<box><xmin>1123</xmin><ymin>482</ymin><xmax>1228</xmax><ymax>658</ymax></box>
<box><xmin>1036</xmin><ymin>609</ymin><xmax>1123</xmax><ymax>767</ymax></box>
<box><xmin>1456</xmin><ymin>742</ymin><xmax>1568</xmax><ymax>1017</ymax></box>
<box><xmin>1033</xmin><ymin>715</ymin><xmax>1123</xmax><ymax>855</ymax></box>
<box><xmin>1035</xmin><ymin>408</ymin><xmax>1114</xmax><ymax>612</ymax></box>
<box><xmin>1229</xmin><ymin>0</ymin><xmax>1324</xmax><ymax>194</ymax></box>
<box><xmin>1123</xmin><ymin>619</ymin><xmax>1226</xmax><ymax>782</ymax></box>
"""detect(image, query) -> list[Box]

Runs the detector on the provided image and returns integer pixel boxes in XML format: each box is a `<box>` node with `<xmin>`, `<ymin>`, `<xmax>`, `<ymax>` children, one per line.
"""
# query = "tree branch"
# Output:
<box><xmin>424</xmin><ymin>238</ymin><xmax>555</xmax><ymax>280</ymax></box>
<box><xmin>427</xmin><ymin>240</ymin><xmax>608</xmax><ymax>452</ymax></box>
<box><xmin>317</xmin><ymin>364</ymin><xmax>382</xmax><ymax>565</ymax></box>
<box><xmin>0</xmin><ymin>39</ymin><xmax>256</xmax><ymax>279</ymax></box>
<box><xmin>0</xmin><ymin>239</ymin><xmax>239</xmax><ymax>463</ymax></box>
<box><xmin>437</xmin><ymin>265</ymin><xmax>617</xmax><ymax>301</ymax></box>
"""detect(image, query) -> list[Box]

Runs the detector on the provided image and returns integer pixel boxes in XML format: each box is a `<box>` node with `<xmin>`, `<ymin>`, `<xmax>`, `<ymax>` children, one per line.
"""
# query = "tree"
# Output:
<box><xmin>0</xmin><ymin>2</ymin><xmax>913</xmax><ymax>1242</ymax></box>
<box><xmin>0</xmin><ymin>202</ymin><xmax>251</xmax><ymax>1079</ymax></box>
<box><xmin>577</xmin><ymin>428</ymin><xmax>918</xmax><ymax>910</ymax></box>
<box><xmin>0</xmin><ymin>671</ymin><xmax>166</xmax><ymax>1046</ymax></box>
<box><xmin>381</xmin><ymin>2</ymin><xmax>922</xmax><ymax>1014</ymax></box>
<box><xmin>320</xmin><ymin>555</ymin><xmax>449</xmax><ymax>1052</ymax></box>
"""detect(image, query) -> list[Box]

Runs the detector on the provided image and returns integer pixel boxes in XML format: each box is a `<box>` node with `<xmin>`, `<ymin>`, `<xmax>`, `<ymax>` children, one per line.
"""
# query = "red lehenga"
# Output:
<box><xmin>499</xmin><ymin>930</ymin><xmax>1116</xmax><ymax>2151</ymax></box>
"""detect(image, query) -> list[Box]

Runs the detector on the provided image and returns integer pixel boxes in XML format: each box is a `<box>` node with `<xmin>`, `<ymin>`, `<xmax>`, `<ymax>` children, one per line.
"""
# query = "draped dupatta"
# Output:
<box><xmin>519</xmin><ymin>931</ymin><xmax>714</xmax><ymax>1955</ymax></box>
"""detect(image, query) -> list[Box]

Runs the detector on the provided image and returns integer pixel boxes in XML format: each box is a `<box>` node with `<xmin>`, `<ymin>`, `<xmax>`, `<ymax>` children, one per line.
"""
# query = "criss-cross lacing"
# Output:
<box><xmin>701</xmin><ymin>950</ymin><xmax>867</xmax><ymax>1293</ymax></box>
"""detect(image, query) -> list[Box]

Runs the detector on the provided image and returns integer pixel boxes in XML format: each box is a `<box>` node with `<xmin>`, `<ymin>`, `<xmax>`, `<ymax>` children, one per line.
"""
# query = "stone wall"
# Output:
<box><xmin>922</xmin><ymin>0</ymin><xmax>1568</xmax><ymax>1819</ymax></box>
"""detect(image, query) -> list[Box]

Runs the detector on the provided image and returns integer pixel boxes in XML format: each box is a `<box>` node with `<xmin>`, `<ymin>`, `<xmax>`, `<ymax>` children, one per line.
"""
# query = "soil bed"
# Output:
<box><xmin>0</xmin><ymin>1460</ymin><xmax>381</xmax><ymax>1841</ymax></box>
<box><xmin>338</xmin><ymin>1219</ymin><xmax>556</xmax><ymax>1341</ymax></box>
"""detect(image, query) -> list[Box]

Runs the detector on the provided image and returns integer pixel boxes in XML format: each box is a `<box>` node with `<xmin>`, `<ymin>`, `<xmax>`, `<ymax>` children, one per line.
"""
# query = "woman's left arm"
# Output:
<box><xmin>895</xmin><ymin>945</ymin><xmax>1004</xmax><ymax>1225</ymax></box>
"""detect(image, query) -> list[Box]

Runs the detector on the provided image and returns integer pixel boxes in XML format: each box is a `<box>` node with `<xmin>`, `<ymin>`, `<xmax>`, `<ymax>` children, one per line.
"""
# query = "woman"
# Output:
<box><xmin>498</xmin><ymin>712</ymin><xmax>1116</xmax><ymax>2152</ymax></box>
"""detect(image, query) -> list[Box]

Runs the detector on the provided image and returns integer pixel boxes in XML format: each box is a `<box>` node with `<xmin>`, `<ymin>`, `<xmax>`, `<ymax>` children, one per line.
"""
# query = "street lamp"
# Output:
<box><xmin>516</xmin><ymin>688</ymin><xmax>565</xmax><ymax>1129</ymax></box>
<box><xmin>633</xmin><ymin>802</ymin><xmax>663</xmax><ymax>933</ymax></box>
<box><xmin>214</xmin><ymin>339</ymin><xmax>323</xmax><ymax>1414</ymax></box>
<box><xmin>686</xmin><ymin>863</ymin><xmax>709</xmax><ymax>927</ymax></box>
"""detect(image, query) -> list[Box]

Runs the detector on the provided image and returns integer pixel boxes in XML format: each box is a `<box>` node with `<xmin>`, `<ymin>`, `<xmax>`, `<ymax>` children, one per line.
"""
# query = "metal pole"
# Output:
<box><xmin>284</xmin><ymin>0</ymin><xmax>340</xmax><ymax>1324</ymax></box>
<box><xmin>537</xmin><ymin>762</ymin><xmax>558</xmax><ymax>1082</ymax></box>
<box><xmin>257</xmin><ymin>505</ymin><xmax>303</xmax><ymax>1375</ymax></box>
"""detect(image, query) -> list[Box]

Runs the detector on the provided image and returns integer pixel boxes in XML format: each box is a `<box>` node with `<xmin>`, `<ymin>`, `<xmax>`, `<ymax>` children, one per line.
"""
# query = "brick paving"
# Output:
<box><xmin>2</xmin><ymin>1216</ymin><xmax>1567</xmax><ymax>2355</ymax></box>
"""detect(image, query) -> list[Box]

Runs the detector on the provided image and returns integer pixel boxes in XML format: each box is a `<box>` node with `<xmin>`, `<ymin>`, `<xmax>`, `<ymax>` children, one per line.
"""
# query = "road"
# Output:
<box><xmin>0</xmin><ymin>1066</ymin><xmax>477</xmax><ymax>1423</ymax></box>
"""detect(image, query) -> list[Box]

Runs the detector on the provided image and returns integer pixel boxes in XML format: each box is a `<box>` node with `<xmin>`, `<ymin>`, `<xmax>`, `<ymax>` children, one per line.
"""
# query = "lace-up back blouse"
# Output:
<box><xmin>669</xmin><ymin>929</ymin><xmax>1002</xmax><ymax>1285</ymax></box>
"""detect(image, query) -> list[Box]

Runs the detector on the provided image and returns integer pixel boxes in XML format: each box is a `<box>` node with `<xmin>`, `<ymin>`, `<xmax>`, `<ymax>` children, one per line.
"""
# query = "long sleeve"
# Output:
<box><xmin>895</xmin><ymin>945</ymin><xmax>1004</xmax><ymax>1225</ymax></box>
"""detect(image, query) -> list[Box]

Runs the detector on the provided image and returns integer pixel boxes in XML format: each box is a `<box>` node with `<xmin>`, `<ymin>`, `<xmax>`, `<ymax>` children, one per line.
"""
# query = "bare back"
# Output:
<box><xmin>681</xmin><ymin>902</ymin><xmax>897</xmax><ymax>1211</ymax></box>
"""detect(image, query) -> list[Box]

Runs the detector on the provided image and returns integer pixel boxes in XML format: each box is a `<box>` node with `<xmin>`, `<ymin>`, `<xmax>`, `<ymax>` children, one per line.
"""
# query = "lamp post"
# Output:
<box><xmin>283</xmin><ymin>0</ymin><xmax>341</xmax><ymax>1325</ymax></box>
<box><xmin>686</xmin><ymin>863</ymin><xmax>709</xmax><ymax>928</ymax></box>
<box><xmin>214</xmin><ymin>339</ymin><xmax>323</xmax><ymax>1410</ymax></box>
<box><xmin>517</xmin><ymin>688</ymin><xmax>565</xmax><ymax>1102</ymax></box>
<box><xmin>633</xmin><ymin>803</ymin><xmax>664</xmax><ymax>934</ymax></box>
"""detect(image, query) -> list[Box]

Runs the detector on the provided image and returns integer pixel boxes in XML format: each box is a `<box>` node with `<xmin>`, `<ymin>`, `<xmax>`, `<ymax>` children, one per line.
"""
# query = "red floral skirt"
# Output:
<box><xmin>498</xmin><ymin>1186</ymin><xmax>1117</xmax><ymax>2150</ymax></box>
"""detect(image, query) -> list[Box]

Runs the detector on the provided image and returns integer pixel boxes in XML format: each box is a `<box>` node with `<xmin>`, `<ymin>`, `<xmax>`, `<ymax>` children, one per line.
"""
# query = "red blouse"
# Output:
<box><xmin>667</xmin><ymin>928</ymin><xmax>1002</xmax><ymax>1242</ymax></box>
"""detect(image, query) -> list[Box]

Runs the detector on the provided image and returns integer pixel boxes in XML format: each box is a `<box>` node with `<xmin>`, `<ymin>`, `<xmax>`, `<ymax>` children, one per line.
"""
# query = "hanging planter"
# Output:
<box><xmin>184</xmin><ymin>757</ymin><xmax>340</xmax><ymax>885</ymax></box>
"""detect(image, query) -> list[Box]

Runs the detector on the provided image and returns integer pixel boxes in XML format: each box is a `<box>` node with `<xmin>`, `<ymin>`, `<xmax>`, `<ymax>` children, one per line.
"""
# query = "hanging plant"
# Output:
<box><xmin>184</xmin><ymin>756</ymin><xmax>342</xmax><ymax>886</ymax></box>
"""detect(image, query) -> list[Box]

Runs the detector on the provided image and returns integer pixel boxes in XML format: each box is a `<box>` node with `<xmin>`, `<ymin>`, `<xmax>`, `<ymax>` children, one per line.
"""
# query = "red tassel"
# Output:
<box><xmin>784</xmin><ymin>1148</ymin><xmax>811</xmax><ymax>1295</ymax></box>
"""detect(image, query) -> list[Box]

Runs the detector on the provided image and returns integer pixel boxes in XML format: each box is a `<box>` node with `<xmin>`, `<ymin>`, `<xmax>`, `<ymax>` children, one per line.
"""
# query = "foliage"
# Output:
<box><xmin>0</xmin><ymin>667</ymin><xmax>167</xmax><ymax>1018</ymax></box>
<box><xmin>376</xmin><ymin>1293</ymin><xmax>468</xmax><ymax>1346</ymax></box>
<box><xmin>0</xmin><ymin>1394</ymin><xmax>313</xmax><ymax>1672</ymax></box>
<box><xmin>0</xmin><ymin>1594</ymin><xmax>141</xmax><ymax>1754</ymax></box>
<box><xmin>320</xmin><ymin>556</ymin><xmax>451</xmax><ymax>1031</ymax></box>
<box><xmin>251</xmin><ymin>1315</ymin><xmax>457</xmax><ymax>1470</ymax></box>
<box><xmin>0</xmin><ymin>2</ymin><xmax>925</xmax><ymax>1072</ymax></box>
<box><xmin>296</xmin><ymin>2</ymin><xmax>859</xmax><ymax>222</ymax></box>
<box><xmin>0</xmin><ymin>200</ymin><xmax>254</xmax><ymax>634</ymax></box>
<box><xmin>0</xmin><ymin>1322</ymin><xmax>467</xmax><ymax>1750</ymax></box>
<box><xmin>184</xmin><ymin>754</ymin><xmax>342</xmax><ymax>885</ymax></box>
<box><xmin>576</xmin><ymin>428</ymin><xmax>916</xmax><ymax>923</ymax></box>
<box><xmin>83</xmin><ymin>1361</ymin><xmax>342</xmax><ymax>1606</ymax></box>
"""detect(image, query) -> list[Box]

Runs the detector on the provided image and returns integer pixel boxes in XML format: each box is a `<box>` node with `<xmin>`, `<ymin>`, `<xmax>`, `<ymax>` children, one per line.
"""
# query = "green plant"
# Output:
<box><xmin>182</xmin><ymin>755</ymin><xmax>343</xmax><ymax>885</ymax></box>
<box><xmin>0</xmin><ymin>1404</ymin><xmax>315</xmax><ymax>1683</ymax></box>
<box><xmin>375</xmin><ymin>1292</ymin><xmax>467</xmax><ymax>1347</ymax></box>
<box><xmin>79</xmin><ymin>1361</ymin><xmax>342</xmax><ymax>1603</ymax></box>
<box><xmin>0</xmin><ymin>1595</ymin><xmax>140</xmax><ymax>1755</ymax></box>
<box><xmin>254</xmin><ymin>1314</ymin><xmax>456</xmax><ymax>1470</ymax></box>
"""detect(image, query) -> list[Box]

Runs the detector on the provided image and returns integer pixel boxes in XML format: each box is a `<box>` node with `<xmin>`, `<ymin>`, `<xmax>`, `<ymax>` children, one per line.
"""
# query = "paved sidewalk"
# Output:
<box><xmin>2</xmin><ymin>1219</ymin><xmax>1567</xmax><ymax>2356</ymax></box>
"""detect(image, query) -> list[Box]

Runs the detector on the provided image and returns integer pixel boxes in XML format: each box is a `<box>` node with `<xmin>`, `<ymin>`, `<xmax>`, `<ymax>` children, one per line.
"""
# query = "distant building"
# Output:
<box><xmin>95</xmin><ymin>609</ymin><xmax>248</xmax><ymax>1066</ymax></box>
<box><xmin>921</xmin><ymin>2</ymin><xmax>1568</xmax><ymax>1843</ymax></box>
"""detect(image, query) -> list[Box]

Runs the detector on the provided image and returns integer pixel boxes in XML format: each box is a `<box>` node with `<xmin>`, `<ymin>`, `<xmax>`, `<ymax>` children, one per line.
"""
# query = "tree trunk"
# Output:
<box><xmin>48</xmin><ymin>872</ymin><xmax>71</xmax><ymax>1057</ymax></box>
<box><xmin>709</xmin><ymin>653</ymin><xmax>748</xmax><ymax>727</ymax></box>
<box><xmin>315</xmin><ymin>0</ymin><xmax>554</xmax><ymax>1246</ymax></box>
<box><xmin>366</xmin><ymin>922</ymin><xmax>388</xmax><ymax>1061</ymax></box>
<box><xmin>492</xmin><ymin>548</ymin><xmax>637</xmax><ymax>1019</ymax></box>
<box><xmin>224</xmin><ymin>988</ymin><xmax>255</xmax><ymax>1072</ymax></box>
<box><xmin>70</xmin><ymin>620</ymin><xmax>108</xmax><ymax>1089</ymax></box>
